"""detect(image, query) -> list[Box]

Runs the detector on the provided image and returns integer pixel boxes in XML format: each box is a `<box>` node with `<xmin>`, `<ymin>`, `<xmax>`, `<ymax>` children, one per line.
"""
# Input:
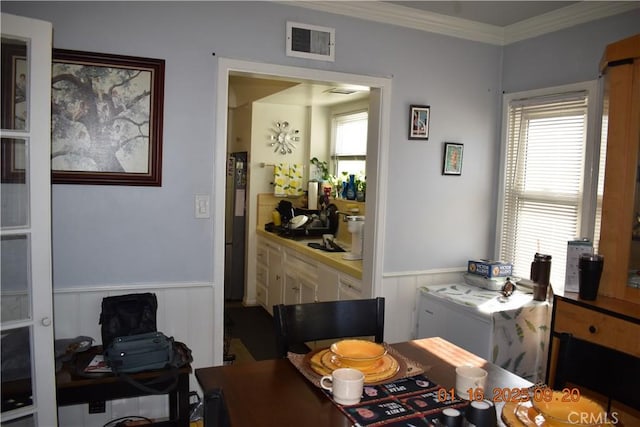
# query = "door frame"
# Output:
<box><xmin>1</xmin><ymin>12</ymin><xmax>56</xmax><ymax>425</ymax></box>
<box><xmin>212</xmin><ymin>58</ymin><xmax>391</xmax><ymax>364</ymax></box>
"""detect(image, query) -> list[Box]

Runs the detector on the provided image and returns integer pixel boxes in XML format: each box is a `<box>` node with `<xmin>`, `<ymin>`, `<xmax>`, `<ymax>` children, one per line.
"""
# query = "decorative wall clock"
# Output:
<box><xmin>269</xmin><ymin>121</ymin><xmax>300</xmax><ymax>154</ymax></box>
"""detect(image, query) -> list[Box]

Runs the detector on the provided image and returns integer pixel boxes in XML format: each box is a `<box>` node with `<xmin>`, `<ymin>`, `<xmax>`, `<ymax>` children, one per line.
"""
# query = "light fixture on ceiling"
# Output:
<box><xmin>324</xmin><ymin>87</ymin><xmax>359</xmax><ymax>95</ymax></box>
<box><xmin>269</xmin><ymin>121</ymin><xmax>300</xmax><ymax>155</ymax></box>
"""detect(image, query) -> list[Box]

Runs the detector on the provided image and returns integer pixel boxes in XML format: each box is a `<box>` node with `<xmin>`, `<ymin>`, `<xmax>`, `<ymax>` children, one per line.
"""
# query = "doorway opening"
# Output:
<box><xmin>213</xmin><ymin>58</ymin><xmax>391</xmax><ymax>365</ymax></box>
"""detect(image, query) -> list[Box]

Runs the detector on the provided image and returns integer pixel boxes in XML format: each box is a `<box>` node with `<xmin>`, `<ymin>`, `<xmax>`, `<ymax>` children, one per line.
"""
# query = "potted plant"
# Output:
<box><xmin>310</xmin><ymin>157</ymin><xmax>330</xmax><ymax>182</ymax></box>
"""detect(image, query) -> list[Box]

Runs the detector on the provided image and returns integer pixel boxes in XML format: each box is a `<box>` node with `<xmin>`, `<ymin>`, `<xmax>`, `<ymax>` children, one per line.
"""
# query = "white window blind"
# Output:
<box><xmin>499</xmin><ymin>91</ymin><xmax>589</xmax><ymax>288</ymax></box>
<box><xmin>333</xmin><ymin>111</ymin><xmax>367</xmax><ymax>176</ymax></box>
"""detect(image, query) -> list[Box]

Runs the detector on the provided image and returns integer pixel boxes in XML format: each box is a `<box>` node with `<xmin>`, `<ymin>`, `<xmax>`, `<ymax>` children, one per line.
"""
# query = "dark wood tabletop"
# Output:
<box><xmin>195</xmin><ymin>337</ymin><xmax>533</xmax><ymax>426</ymax></box>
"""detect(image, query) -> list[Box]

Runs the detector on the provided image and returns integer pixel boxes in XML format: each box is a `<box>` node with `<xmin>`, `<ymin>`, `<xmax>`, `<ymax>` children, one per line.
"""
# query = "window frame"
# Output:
<box><xmin>495</xmin><ymin>80</ymin><xmax>603</xmax><ymax>289</ymax></box>
<box><xmin>331</xmin><ymin>109</ymin><xmax>368</xmax><ymax>176</ymax></box>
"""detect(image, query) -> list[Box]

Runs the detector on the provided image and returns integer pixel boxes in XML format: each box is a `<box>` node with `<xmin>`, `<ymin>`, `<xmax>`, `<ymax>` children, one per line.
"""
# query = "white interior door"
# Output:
<box><xmin>1</xmin><ymin>13</ymin><xmax>56</xmax><ymax>427</ymax></box>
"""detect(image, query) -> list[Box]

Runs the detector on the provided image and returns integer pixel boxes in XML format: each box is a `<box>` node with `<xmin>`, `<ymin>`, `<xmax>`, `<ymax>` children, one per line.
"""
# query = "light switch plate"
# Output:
<box><xmin>195</xmin><ymin>194</ymin><xmax>210</xmax><ymax>218</ymax></box>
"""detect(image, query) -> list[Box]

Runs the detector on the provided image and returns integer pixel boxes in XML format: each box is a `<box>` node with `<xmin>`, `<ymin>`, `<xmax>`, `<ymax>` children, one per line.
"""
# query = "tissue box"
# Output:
<box><xmin>467</xmin><ymin>259</ymin><xmax>512</xmax><ymax>278</ymax></box>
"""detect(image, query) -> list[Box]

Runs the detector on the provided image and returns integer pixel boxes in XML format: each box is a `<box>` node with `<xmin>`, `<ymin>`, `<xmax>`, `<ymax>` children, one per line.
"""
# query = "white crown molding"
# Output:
<box><xmin>504</xmin><ymin>1</ymin><xmax>640</xmax><ymax>44</ymax></box>
<box><xmin>286</xmin><ymin>1</ymin><xmax>505</xmax><ymax>45</ymax></box>
<box><xmin>283</xmin><ymin>1</ymin><xmax>639</xmax><ymax>46</ymax></box>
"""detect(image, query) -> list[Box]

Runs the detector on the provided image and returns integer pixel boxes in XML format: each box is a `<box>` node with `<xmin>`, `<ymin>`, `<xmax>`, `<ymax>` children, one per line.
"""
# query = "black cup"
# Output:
<box><xmin>578</xmin><ymin>254</ymin><xmax>604</xmax><ymax>300</ymax></box>
<box><xmin>464</xmin><ymin>400</ymin><xmax>497</xmax><ymax>427</ymax></box>
<box><xmin>532</xmin><ymin>283</ymin><xmax>548</xmax><ymax>301</ymax></box>
<box><xmin>440</xmin><ymin>407</ymin><xmax>463</xmax><ymax>427</ymax></box>
<box><xmin>531</xmin><ymin>253</ymin><xmax>552</xmax><ymax>301</ymax></box>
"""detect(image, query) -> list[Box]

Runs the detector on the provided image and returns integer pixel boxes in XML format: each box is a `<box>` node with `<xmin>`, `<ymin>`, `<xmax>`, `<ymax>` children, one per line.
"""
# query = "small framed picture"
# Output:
<box><xmin>442</xmin><ymin>142</ymin><xmax>463</xmax><ymax>175</ymax></box>
<box><xmin>408</xmin><ymin>105</ymin><xmax>430</xmax><ymax>140</ymax></box>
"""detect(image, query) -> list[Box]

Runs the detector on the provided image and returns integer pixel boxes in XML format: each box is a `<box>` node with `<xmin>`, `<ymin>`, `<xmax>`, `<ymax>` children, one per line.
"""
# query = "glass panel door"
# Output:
<box><xmin>1</xmin><ymin>13</ymin><xmax>55</xmax><ymax>426</ymax></box>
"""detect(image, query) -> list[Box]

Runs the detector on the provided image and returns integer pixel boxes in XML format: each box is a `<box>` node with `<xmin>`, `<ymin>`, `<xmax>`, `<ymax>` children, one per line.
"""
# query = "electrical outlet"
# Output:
<box><xmin>88</xmin><ymin>400</ymin><xmax>105</xmax><ymax>413</ymax></box>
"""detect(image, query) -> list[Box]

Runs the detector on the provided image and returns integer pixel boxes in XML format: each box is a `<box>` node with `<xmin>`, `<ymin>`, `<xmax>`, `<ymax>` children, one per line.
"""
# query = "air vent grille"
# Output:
<box><xmin>286</xmin><ymin>21</ymin><xmax>335</xmax><ymax>62</ymax></box>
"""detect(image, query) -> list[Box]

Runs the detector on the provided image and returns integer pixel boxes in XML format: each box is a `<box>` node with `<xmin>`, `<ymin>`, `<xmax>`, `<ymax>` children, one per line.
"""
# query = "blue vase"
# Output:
<box><xmin>346</xmin><ymin>174</ymin><xmax>356</xmax><ymax>200</ymax></box>
<box><xmin>341</xmin><ymin>182</ymin><xmax>348</xmax><ymax>199</ymax></box>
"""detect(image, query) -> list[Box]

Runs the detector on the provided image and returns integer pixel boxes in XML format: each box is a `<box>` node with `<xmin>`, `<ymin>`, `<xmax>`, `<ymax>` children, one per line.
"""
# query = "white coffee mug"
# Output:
<box><xmin>320</xmin><ymin>368</ymin><xmax>364</xmax><ymax>405</ymax></box>
<box><xmin>455</xmin><ymin>366</ymin><xmax>488</xmax><ymax>400</ymax></box>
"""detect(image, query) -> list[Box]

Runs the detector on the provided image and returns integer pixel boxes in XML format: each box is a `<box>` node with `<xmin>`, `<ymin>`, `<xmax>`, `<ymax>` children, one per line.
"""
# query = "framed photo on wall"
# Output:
<box><xmin>1</xmin><ymin>39</ymin><xmax>27</xmax><ymax>183</ymax></box>
<box><xmin>442</xmin><ymin>142</ymin><xmax>463</xmax><ymax>175</ymax></box>
<box><xmin>408</xmin><ymin>105</ymin><xmax>430</xmax><ymax>140</ymax></box>
<box><xmin>51</xmin><ymin>49</ymin><xmax>165</xmax><ymax>186</ymax></box>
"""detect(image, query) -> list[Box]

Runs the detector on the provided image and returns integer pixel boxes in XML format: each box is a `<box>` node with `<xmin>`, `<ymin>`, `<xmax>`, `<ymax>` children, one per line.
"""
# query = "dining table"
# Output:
<box><xmin>195</xmin><ymin>337</ymin><xmax>534</xmax><ymax>426</ymax></box>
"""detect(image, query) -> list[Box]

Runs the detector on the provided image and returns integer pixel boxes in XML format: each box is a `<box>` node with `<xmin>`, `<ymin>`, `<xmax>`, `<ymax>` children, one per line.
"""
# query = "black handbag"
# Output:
<box><xmin>99</xmin><ymin>293</ymin><xmax>158</xmax><ymax>349</ymax></box>
<box><xmin>104</xmin><ymin>331</ymin><xmax>174</xmax><ymax>374</ymax></box>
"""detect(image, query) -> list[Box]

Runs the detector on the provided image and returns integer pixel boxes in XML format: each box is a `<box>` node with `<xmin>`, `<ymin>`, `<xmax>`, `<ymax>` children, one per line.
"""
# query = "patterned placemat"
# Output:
<box><xmin>288</xmin><ymin>343</ymin><xmax>429</xmax><ymax>388</ymax></box>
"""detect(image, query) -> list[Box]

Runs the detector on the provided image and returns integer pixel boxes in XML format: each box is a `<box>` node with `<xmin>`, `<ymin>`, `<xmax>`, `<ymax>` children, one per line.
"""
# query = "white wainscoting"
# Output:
<box><xmin>381</xmin><ymin>268</ymin><xmax>465</xmax><ymax>344</ymax></box>
<box><xmin>54</xmin><ymin>282</ymin><xmax>215</xmax><ymax>426</ymax></box>
<box><xmin>51</xmin><ymin>271</ymin><xmax>462</xmax><ymax>425</ymax></box>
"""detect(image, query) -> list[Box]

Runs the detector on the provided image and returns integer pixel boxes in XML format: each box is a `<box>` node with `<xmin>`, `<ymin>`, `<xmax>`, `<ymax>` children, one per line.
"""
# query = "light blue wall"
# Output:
<box><xmin>2</xmin><ymin>1</ymin><xmax>638</xmax><ymax>287</ymax></box>
<box><xmin>502</xmin><ymin>9</ymin><xmax>640</xmax><ymax>93</ymax></box>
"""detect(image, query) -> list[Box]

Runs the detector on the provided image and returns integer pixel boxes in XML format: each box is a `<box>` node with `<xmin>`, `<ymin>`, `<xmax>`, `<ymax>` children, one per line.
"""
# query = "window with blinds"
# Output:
<box><xmin>332</xmin><ymin>111</ymin><xmax>367</xmax><ymax>177</ymax></box>
<box><xmin>498</xmin><ymin>82</ymin><xmax>603</xmax><ymax>290</ymax></box>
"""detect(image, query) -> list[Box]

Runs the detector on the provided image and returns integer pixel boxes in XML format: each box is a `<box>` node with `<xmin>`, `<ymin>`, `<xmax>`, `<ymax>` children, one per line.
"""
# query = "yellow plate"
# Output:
<box><xmin>330</xmin><ymin>339</ymin><xmax>387</xmax><ymax>365</ymax></box>
<box><xmin>532</xmin><ymin>391</ymin><xmax>608</xmax><ymax>426</ymax></box>
<box><xmin>501</xmin><ymin>400</ymin><xmax>613</xmax><ymax>427</ymax></box>
<box><xmin>309</xmin><ymin>348</ymin><xmax>400</xmax><ymax>384</ymax></box>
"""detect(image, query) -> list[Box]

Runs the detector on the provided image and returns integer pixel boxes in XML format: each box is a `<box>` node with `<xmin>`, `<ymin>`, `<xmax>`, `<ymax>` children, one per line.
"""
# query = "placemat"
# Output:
<box><xmin>288</xmin><ymin>343</ymin><xmax>428</xmax><ymax>388</ymax></box>
<box><xmin>329</xmin><ymin>373</ymin><xmax>470</xmax><ymax>426</ymax></box>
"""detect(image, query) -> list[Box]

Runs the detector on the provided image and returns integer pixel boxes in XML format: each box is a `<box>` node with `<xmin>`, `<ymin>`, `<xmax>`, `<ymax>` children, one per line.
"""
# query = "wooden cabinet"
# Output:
<box><xmin>548</xmin><ymin>294</ymin><xmax>640</xmax><ymax>424</ymax></box>
<box><xmin>552</xmin><ymin>299</ymin><xmax>640</xmax><ymax>357</ymax></box>
<box><xmin>547</xmin><ymin>35</ymin><xmax>640</xmax><ymax>424</ymax></box>
<box><xmin>598</xmin><ymin>33</ymin><xmax>640</xmax><ymax>303</ymax></box>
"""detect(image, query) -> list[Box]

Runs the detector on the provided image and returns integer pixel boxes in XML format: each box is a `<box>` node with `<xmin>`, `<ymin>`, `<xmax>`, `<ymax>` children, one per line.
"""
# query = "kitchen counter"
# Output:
<box><xmin>256</xmin><ymin>228</ymin><xmax>362</xmax><ymax>279</ymax></box>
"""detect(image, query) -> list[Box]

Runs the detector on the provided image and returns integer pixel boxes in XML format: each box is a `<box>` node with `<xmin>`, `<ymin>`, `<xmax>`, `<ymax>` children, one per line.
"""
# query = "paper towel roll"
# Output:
<box><xmin>308</xmin><ymin>182</ymin><xmax>318</xmax><ymax>210</ymax></box>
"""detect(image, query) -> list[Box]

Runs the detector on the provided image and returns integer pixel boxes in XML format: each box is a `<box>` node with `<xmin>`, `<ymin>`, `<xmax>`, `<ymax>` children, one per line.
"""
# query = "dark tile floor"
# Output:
<box><xmin>224</xmin><ymin>303</ymin><xmax>279</xmax><ymax>360</ymax></box>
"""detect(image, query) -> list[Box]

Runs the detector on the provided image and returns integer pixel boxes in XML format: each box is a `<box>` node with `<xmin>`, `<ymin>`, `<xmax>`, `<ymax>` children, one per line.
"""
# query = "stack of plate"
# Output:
<box><xmin>309</xmin><ymin>339</ymin><xmax>400</xmax><ymax>383</ymax></box>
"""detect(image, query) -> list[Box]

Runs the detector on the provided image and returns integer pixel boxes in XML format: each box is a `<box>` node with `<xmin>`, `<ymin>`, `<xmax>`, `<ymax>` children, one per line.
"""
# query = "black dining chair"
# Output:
<box><xmin>272</xmin><ymin>297</ymin><xmax>385</xmax><ymax>358</ymax></box>
<box><xmin>553</xmin><ymin>332</ymin><xmax>640</xmax><ymax>411</ymax></box>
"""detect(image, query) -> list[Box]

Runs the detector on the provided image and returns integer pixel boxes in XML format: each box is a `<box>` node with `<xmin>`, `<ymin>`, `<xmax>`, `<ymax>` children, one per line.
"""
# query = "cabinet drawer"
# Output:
<box><xmin>339</xmin><ymin>275</ymin><xmax>362</xmax><ymax>292</ymax></box>
<box><xmin>554</xmin><ymin>299</ymin><xmax>640</xmax><ymax>358</ymax></box>
<box><xmin>256</xmin><ymin>264</ymin><xmax>267</xmax><ymax>285</ymax></box>
<box><xmin>257</xmin><ymin>244</ymin><xmax>267</xmax><ymax>265</ymax></box>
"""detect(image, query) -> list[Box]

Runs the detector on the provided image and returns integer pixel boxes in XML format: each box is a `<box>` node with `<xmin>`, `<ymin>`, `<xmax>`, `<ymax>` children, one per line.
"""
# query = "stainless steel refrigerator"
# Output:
<box><xmin>224</xmin><ymin>152</ymin><xmax>247</xmax><ymax>301</ymax></box>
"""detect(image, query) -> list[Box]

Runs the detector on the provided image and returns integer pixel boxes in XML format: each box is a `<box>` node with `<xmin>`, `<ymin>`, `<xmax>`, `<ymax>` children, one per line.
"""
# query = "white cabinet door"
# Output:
<box><xmin>338</xmin><ymin>275</ymin><xmax>362</xmax><ymax>300</ymax></box>
<box><xmin>283</xmin><ymin>270</ymin><xmax>301</xmax><ymax>305</ymax></box>
<box><xmin>299</xmin><ymin>276</ymin><xmax>317</xmax><ymax>304</ymax></box>
<box><xmin>1</xmin><ymin>13</ymin><xmax>56</xmax><ymax>426</ymax></box>
<box><xmin>266</xmin><ymin>244</ymin><xmax>283</xmax><ymax>314</ymax></box>
<box><xmin>316</xmin><ymin>265</ymin><xmax>339</xmax><ymax>302</ymax></box>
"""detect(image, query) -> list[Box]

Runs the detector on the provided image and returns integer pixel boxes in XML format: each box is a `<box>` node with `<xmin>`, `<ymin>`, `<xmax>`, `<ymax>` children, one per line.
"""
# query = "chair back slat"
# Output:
<box><xmin>273</xmin><ymin>297</ymin><xmax>385</xmax><ymax>358</ymax></box>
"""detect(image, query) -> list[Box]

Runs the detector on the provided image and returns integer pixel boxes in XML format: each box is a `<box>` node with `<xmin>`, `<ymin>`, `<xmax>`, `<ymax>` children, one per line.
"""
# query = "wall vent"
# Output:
<box><xmin>286</xmin><ymin>21</ymin><xmax>335</xmax><ymax>62</ymax></box>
